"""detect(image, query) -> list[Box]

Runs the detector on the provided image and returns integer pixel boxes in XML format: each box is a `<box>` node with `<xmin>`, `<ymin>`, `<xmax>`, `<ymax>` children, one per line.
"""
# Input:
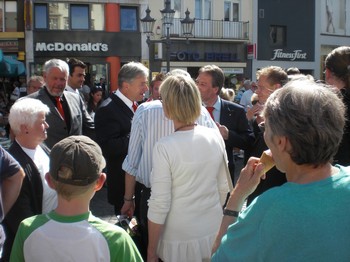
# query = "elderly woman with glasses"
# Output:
<box><xmin>2</xmin><ymin>98</ymin><xmax>57</xmax><ymax>260</ymax></box>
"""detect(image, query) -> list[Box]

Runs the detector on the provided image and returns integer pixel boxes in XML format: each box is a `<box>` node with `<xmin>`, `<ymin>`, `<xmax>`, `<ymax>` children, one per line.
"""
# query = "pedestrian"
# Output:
<box><xmin>196</xmin><ymin>65</ymin><xmax>254</xmax><ymax>184</ymax></box>
<box><xmin>27</xmin><ymin>59</ymin><xmax>95</xmax><ymax>149</ymax></box>
<box><xmin>9</xmin><ymin>135</ymin><xmax>142</xmax><ymax>262</ymax></box>
<box><xmin>95</xmin><ymin>62</ymin><xmax>149</xmax><ymax>218</ymax></box>
<box><xmin>0</xmin><ymin>146</ymin><xmax>25</xmax><ymax>259</ymax></box>
<box><xmin>212</xmin><ymin>79</ymin><xmax>350</xmax><ymax>261</ymax></box>
<box><xmin>26</xmin><ymin>76</ymin><xmax>44</xmax><ymax>95</ymax></box>
<box><xmin>121</xmin><ymin>69</ymin><xmax>219</xmax><ymax>259</ymax></box>
<box><xmin>324</xmin><ymin>45</ymin><xmax>350</xmax><ymax>166</ymax></box>
<box><xmin>245</xmin><ymin>66</ymin><xmax>288</xmax><ymax>205</ymax></box>
<box><xmin>2</xmin><ymin>98</ymin><xmax>56</xmax><ymax>261</ymax></box>
<box><xmin>147</xmin><ymin>73</ymin><xmax>230</xmax><ymax>262</ymax></box>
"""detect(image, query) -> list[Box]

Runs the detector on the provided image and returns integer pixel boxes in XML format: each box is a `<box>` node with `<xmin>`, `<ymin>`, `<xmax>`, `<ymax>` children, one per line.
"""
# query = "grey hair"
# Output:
<box><xmin>263</xmin><ymin>79</ymin><xmax>345</xmax><ymax>166</ymax></box>
<box><xmin>43</xmin><ymin>59</ymin><xmax>69</xmax><ymax>77</ymax></box>
<box><xmin>118</xmin><ymin>61</ymin><xmax>149</xmax><ymax>88</ymax></box>
<box><xmin>9</xmin><ymin>98</ymin><xmax>50</xmax><ymax>135</ymax></box>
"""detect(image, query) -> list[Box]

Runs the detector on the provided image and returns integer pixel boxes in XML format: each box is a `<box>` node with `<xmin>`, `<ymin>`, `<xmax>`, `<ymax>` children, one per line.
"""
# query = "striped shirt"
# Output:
<box><xmin>122</xmin><ymin>100</ymin><xmax>217</xmax><ymax>188</ymax></box>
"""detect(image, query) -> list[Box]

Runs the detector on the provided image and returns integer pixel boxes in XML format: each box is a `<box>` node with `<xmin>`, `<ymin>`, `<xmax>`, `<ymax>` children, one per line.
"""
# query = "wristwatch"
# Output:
<box><xmin>223</xmin><ymin>208</ymin><xmax>239</xmax><ymax>218</ymax></box>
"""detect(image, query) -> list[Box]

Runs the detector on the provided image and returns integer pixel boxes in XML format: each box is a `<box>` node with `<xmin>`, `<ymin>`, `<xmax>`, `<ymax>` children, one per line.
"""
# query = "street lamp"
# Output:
<box><xmin>140</xmin><ymin>0</ymin><xmax>195</xmax><ymax>73</ymax></box>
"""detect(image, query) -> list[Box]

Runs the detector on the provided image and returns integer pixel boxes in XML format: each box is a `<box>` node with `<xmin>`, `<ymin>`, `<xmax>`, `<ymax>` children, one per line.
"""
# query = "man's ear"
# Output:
<box><xmin>45</xmin><ymin>173</ymin><xmax>55</xmax><ymax>189</ymax></box>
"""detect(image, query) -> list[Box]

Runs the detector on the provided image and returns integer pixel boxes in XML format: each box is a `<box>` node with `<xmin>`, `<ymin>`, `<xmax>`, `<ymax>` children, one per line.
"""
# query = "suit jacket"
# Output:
<box><xmin>219</xmin><ymin>99</ymin><xmax>255</xmax><ymax>181</ymax></box>
<box><xmin>94</xmin><ymin>94</ymin><xmax>133</xmax><ymax>210</ymax></box>
<box><xmin>3</xmin><ymin>141</ymin><xmax>50</xmax><ymax>260</ymax></box>
<box><xmin>27</xmin><ymin>87</ymin><xmax>95</xmax><ymax>149</ymax></box>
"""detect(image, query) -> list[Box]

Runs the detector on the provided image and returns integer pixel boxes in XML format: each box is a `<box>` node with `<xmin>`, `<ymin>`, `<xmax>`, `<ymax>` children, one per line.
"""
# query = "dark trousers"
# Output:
<box><xmin>138</xmin><ymin>185</ymin><xmax>151</xmax><ymax>260</ymax></box>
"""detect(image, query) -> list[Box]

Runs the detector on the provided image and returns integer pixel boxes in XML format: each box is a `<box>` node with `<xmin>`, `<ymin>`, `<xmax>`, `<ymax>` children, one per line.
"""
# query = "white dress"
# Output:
<box><xmin>148</xmin><ymin>126</ymin><xmax>229</xmax><ymax>262</ymax></box>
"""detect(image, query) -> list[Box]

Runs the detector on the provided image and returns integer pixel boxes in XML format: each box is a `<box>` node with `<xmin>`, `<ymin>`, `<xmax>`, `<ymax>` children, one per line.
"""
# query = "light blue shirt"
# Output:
<box><xmin>122</xmin><ymin>100</ymin><xmax>217</xmax><ymax>188</ymax></box>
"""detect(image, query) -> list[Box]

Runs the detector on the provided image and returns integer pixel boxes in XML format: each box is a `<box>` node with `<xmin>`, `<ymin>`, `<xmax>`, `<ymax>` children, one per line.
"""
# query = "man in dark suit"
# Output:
<box><xmin>196</xmin><ymin>65</ymin><xmax>254</xmax><ymax>183</ymax></box>
<box><xmin>28</xmin><ymin>59</ymin><xmax>95</xmax><ymax>149</ymax></box>
<box><xmin>94</xmin><ymin>62</ymin><xmax>149</xmax><ymax>216</ymax></box>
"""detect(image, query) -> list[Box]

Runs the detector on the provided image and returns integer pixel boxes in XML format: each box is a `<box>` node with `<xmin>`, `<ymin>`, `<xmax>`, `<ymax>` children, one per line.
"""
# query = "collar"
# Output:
<box><xmin>114</xmin><ymin>89</ymin><xmax>133</xmax><ymax>109</ymax></box>
<box><xmin>16</xmin><ymin>139</ymin><xmax>39</xmax><ymax>161</ymax></box>
<box><xmin>204</xmin><ymin>97</ymin><xmax>221</xmax><ymax>111</ymax></box>
<box><xmin>65</xmin><ymin>85</ymin><xmax>79</xmax><ymax>94</ymax></box>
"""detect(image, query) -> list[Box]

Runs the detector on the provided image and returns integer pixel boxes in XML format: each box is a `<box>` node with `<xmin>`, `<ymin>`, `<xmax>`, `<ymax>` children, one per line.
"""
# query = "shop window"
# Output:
<box><xmin>0</xmin><ymin>1</ymin><xmax>17</xmax><ymax>32</ymax></box>
<box><xmin>71</xmin><ymin>5</ymin><xmax>89</xmax><ymax>30</ymax></box>
<box><xmin>120</xmin><ymin>6</ymin><xmax>138</xmax><ymax>31</ymax></box>
<box><xmin>269</xmin><ymin>25</ymin><xmax>286</xmax><ymax>47</ymax></box>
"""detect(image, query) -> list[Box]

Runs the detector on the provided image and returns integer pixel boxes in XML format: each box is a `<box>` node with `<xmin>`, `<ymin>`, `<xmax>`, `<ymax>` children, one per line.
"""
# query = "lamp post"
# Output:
<box><xmin>140</xmin><ymin>0</ymin><xmax>194</xmax><ymax>73</ymax></box>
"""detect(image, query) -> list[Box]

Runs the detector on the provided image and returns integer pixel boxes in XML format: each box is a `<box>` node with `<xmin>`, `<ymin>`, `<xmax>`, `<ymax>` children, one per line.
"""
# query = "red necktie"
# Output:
<box><xmin>132</xmin><ymin>102</ymin><xmax>138</xmax><ymax>112</ymax></box>
<box><xmin>206</xmin><ymin>106</ymin><xmax>214</xmax><ymax>120</ymax></box>
<box><xmin>55</xmin><ymin>96</ymin><xmax>65</xmax><ymax>120</ymax></box>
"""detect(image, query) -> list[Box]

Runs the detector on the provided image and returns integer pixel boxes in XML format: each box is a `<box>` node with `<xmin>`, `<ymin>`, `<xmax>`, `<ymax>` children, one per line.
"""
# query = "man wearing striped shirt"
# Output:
<box><xmin>121</xmin><ymin>70</ymin><xmax>219</xmax><ymax>258</ymax></box>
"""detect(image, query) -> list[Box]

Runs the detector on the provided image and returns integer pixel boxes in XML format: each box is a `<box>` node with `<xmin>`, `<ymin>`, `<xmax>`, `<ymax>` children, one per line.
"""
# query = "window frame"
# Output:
<box><xmin>120</xmin><ymin>6</ymin><xmax>138</xmax><ymax>31</ymax></box>
<box><xmin>70</xmin><ymin>4</ymin><xmax>90</xmax><ymax>30</ymax></box>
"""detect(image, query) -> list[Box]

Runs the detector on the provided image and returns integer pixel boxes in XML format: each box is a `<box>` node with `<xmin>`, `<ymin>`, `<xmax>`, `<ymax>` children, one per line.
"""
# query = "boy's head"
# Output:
<box><xmin>49</xmin><ymin>136</ymin><xmax>106</xmax><ymax>199</ymax></box>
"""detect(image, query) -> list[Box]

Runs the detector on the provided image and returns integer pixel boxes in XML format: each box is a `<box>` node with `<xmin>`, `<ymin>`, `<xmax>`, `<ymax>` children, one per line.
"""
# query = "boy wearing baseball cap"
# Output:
<box><xmin>10</xmin><ymin>136</ymin><xmax>143</xmax><ymax>262</ymax></box>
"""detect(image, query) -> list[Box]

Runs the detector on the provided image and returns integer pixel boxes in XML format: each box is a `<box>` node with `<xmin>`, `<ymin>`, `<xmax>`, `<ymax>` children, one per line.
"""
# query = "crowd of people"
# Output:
<box><xmin>0</xmin><ymin>45</ymin><xmax>349</xmax><ymax>261</ymax></box>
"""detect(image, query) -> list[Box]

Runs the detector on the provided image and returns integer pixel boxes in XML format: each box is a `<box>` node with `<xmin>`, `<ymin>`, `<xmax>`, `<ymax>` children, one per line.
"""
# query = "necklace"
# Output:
<box><xmin>174</xmin><ymin>123</ymin><xmax>197</xmax><ymax>132</ymax></box>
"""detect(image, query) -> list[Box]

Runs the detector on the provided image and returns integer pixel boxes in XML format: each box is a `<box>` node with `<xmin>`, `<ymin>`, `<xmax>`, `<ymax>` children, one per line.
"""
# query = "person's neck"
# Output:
<box><xmin>54</xmin><ymin>197</ymin><xmax>91</xmax><ymax>216</ymax></box>
<box><xmin>173</xmin><ymin>120</ymin><xmax>196</xmax><ymax>132</ymax></box>
<box><xmin>16</xmin><ymin>136</ymin><xmax>38</xmax><ymax>150</ymax></box>
<box><xmin>204</xmin><ymin>96</ymin><xmax>218</xmax><ymax>107</ymax></box>
<box><xmin>286</xmin><ymin>162</ymin><xmax>338</xmax><ymax>184</ymax></box>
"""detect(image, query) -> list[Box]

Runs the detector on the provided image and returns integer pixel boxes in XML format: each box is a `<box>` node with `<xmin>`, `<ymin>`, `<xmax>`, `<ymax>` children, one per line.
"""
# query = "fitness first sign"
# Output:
<box><xmin>271</xmin><ymin>49</ymin><xmax>307</xmax><ymax>61</ymax></box>
<box><xmin>36</xmin><ymin>42</ymin><xmax>108</xmax><ymax>52</ymax></box>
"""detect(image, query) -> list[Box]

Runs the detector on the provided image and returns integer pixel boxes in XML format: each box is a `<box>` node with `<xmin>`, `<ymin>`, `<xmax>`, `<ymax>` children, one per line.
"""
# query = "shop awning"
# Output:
<box><xmin>0</xmin><ymin>49</ymin><xmax>26</xmax><ymax>77</ymax></box>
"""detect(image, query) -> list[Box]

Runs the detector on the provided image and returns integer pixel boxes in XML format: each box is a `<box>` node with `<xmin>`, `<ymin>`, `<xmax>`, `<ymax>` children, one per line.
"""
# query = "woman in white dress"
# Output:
<box><xmin>147</xmin><ymin>74</ymin><xmax>230</xmax><ymax>262</ymax></box>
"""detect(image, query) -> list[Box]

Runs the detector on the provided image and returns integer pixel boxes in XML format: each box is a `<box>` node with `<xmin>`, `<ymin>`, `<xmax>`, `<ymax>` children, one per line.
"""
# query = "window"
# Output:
<box><xmin>71</xmin><ymin>5</ymin><xmax>89</xmax><ymax>30</ymax></box>
<box><xmin>195</xmin><ymin>0</ymin><xmax>212</xmax><ymax>19</ymax></box>
<box><xmin>34</xmin><ymin>4</ymin><xmax>47</xmax><ymax>29</ymax></box>
<box><xmin>269</xmin><ymin>25</ymin><xmax>286</xmax><ymax>46</ymax></box>
<box><xmin>172</xmin><ymin>0</ymin><xmax>182</xmax><ymax>18</ymax></box>
<box><xmin>120</xmin><ymin>6</ymin><xmax>137</xmax><ymax>31</ymax></box>
<box><xmin>34</xmin><ymin>3</ymin><xmax>103</xmax><ymax>30</ymax></box>
<box><xmin>0</xmin><ymin>1</ymin><xmax>17</xmax><ymax>32</ymax></box>
<box><xmin>224</xmin><ymin>1</ymin><xmax>239</xmax><ymax>22</ymax></box>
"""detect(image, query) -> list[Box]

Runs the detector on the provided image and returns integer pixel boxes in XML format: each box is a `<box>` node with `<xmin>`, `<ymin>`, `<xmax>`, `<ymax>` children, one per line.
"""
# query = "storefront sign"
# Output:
<box><xmin>35</xmin><ymin>42</ymin><xmax>108</xmax><ymax>52</ymax></box>
<box><xmin>271</xmin><ymin>49</ymin><xmax>307</xmax><ymax>61</ymax></box>
<box><xmin>170</xmin><ymin>51</ymin><xmax>239</xmax><ymax>62</ymax></box>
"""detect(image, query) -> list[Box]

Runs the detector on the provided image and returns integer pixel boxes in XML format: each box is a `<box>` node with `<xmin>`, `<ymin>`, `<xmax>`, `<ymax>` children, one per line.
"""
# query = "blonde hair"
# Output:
<box><xmin>220</xmin><ymin>88</ymin><xmax>235</xmax><ymax>102</ymax></box>
<box><xmin>51</xmin><ymin>166</ymin><xmax>96</xmax><ymax>201</ymax></box>
<box><xmin>160</xmin><ymin>75</ymin><xmax>201</xmax><ymax>124</ymax></box>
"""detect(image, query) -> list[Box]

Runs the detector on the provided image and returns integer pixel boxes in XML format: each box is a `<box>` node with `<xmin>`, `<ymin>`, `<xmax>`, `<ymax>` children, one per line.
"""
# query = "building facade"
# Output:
<box><xmin>251</xmin><ymin>0</ymin><xmax>350</xmax><ymax>81</ymax></box>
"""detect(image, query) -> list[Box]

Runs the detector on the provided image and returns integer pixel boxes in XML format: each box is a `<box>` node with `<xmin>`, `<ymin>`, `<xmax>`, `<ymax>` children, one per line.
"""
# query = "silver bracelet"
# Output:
<box><xmin>123</xmin><ymin>196</ymin><xmax>135</xmax><ymax>202</ymax></box>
